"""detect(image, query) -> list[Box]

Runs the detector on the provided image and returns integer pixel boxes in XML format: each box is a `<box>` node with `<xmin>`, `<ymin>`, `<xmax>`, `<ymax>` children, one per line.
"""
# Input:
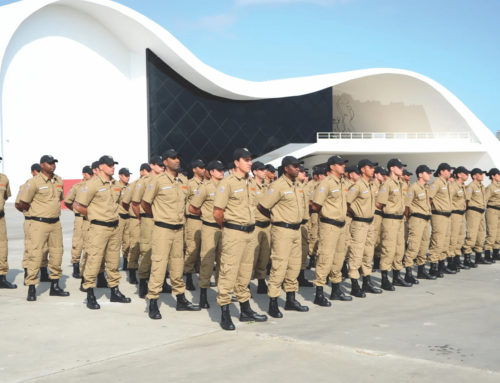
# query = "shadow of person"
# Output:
<box><xmin>6</xmin><ymin>268</ymin><xmax>23</xmax><ymax>285</ymax></box>
<box><xmin>158</xmin><ymin>291</ymin><xmax>178</xmax><ymax>309</ymax></box>
<box><xmin>58</xmin><ymin>275</ymin><xmax>69</xmax><ymax>290</ymax></box>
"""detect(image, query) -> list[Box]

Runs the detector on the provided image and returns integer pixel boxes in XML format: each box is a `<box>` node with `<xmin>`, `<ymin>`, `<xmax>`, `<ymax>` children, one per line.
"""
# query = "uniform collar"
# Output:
<box><xmin>164</xmin><ymin>171</ymin><xmax>180</xmax><ymax>184</ymax></box>
<box><xmin>438</xmin><ymin>176</ymin><xmax>447</xmax><ymax>184</ymax></box>
<box><xmin>40</xmin><ymin>172</ymin><xmax>57</xmax><ymax>183</ymax></box>
<box><xmin>191</xmin><ymin>176</ymin><xmax>203</xmax><ymax>185</ymax></box>
<box><xmin>210</xmin><ymin>178</ymin><xmax>220</xmax><ymax>186</ymax></box>
<box><xmin>328</xmin><ymin>174</ymin><xmax>341</xmax><ymax>183</ymax></box>
<box><xmin>473</xmin><ymin>180</ymin><xmax>483</xmax><ymax>187</ymax></box>
<box><xmin>233</xmin><ymin>171</ymin><xmax>248</xmax><ymax>181</ymax></box>
<box><xmin>390</xmin><ymin>175</ymin><xmax>399</xmax><ymax>183</ymax></box>
<box><xmin>281</xmin><ymin>174</ymin><xmax>294</xmax><ymax>187</ymax></box>
<box><xmin>359</xmin><ymin>177</ymin><xmax>370</xmax><ymax>188</ymax></box>
<box><xmin>98</xmin><ymin>173</ymin><xmax>114</xmax><ymax>184</ymax></box>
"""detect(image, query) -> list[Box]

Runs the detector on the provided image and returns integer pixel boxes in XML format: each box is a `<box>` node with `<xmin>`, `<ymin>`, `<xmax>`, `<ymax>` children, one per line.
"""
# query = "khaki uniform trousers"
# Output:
<box><xmin>26</xmin><ymin>220</ymin><xmax>64</xmax><ymax>285</ymax></box>
<box><xmin>463</xmin><ymin>210</ymin><xmax>485</xmax><ymax>254</ymax></box>
<box><xmin>216</xmin><ymin>228</ymin><xmax>254</xmax><ymax>306</ymax></box>
<box><xmin>344</xmin><ymin>216</ymin><xmax>353</xmax><ymax>260</ymax></box>
<box><xmin>82</xmin><ymin>224</ymin><xmax>121</xmax><ymax>289</ymax></box>
<box><xmin>347</xmin><ymin>220</ymin><xmax>375</xmax><ymax>279</ymax></box>
<box><xmin>404</xmin><ymin>217</ymin><xmax>430</xmax><ymax>268</ymax></box>
<box><xmin>268</xmin><ymin>225</ymin><xmax>301</xmax><ymax>298</ymax></box>
<box><xmin>314</xmin><ymin>221</ymin><xmax>345</xmax><ymax>286</ymax></box>
<box><xmin>79</xmin><ymin>220</ymin><xmax>93</xmax><ymax>275</ymax></box>
<box><xmin>128</xmin><ymin>217</ymin><xmax>141</xmax><ymax>269</ymax></box>
<box><xmin>138</xmin><ymin>217</ymin><xmax>154</xmax><ymax>279</ymax></box>
<box><xmin>146</xmin><ymin>226</ymin><xmax>186</xmax><ymax>299</ymax></box>
<box><xmin>373</xmin><ymin>213</ymin><xmax>383</xmax><ymax>258</ymax></box>
<box><xmin>449</xmin><ymin>213</ymin><xmax>465</xmax><ymax>256</ymax></box>
<box><xmin>184</xmin><ymin>218</ymin><xmax>202</xmax><ymax>274</ymax></box>
<box><xmin>118</xmin><ymin>217</ymin><xmax>130</xmax><ymax>263</ymax></box>
<box><xmin>300</xmin><ymin>223</ymin><xmax>309</xmax><ymax>270</ymax></box>
<box><xmin>379</xmin><ymin>218</ymin><xmax>405</xmax><ymax>271</ymax></box>
<box><xmin>253</xmin><ymin>224</ymin><xmax>271</xmax><ymax>280</ymax></box>
<box><xmin>0</xmin><ymin>217</ymin><xmax>8</xmax><ymax>275</ymax></box>
<box><xmin>429</xmin><ymin>215</ymin><xmax>451</xmax><ymax>263</ymax></box>
<box><xmin>485</xmin><ymin>208</ymin><xmax>500</xmax><ymax>251</ymax></box>
<box><xmin>198</xmin><ymin>223</ymin><xmax>222</xmax><ymax>288</ymax></box>
<box><xmin>308</xmin><ymin>212</ymin><xmax>319</xmax><ymax>256</ymax></box>
<box><xmin>70</xmin><ymin>216</ymin><xmax>84</xmax><ymax>264</ymax></box>
<box><xmin>22</xmin><ymin>219</ymin><xmax>48</xmax><ymax>269</ymax></box>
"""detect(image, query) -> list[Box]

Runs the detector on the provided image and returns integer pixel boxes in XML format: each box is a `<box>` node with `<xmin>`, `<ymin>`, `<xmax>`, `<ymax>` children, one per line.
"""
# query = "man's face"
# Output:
<box><xmin>331</xmin><ymin>163</ymin><xmax>345</xmax><ymax>175</ymax></box>
<box><xmin>375</xmin><ymin>173</ymin><xmax>384</xmax><ymax>182</ymax></box>
<box><xmin>211</xmin><ymin>168</ymin><xmax>225</xmax><ymax>181</ymax></box>
<box><xmin>119</xmin><ymin>174</ymin><xmax>130</xmax><ymax>184</ymax></box>
<box><xmin>350</xmin><ymin>172</ymin><xmax>361</xmax><ymax>182</ymax></box>
<box><xmin>297</xmin><ymin>171</ymin><xmax>306</xmax><ymax>182</ymax></box>
<box><xmin>318</xmin><ymin>174</ymin><xmax>326</xmax><ymax>181</ymax></box>
<box><xmin>151</xmin><ymin>163</ymin><xmax>165</xmax><ymax>174</ymax></box>
<box><xmin>440</xmin><ymin>169</ymin><xmax>451</xmax><ymax>180</ymax></box>
<box><xmin>421</xmin><ymin>171</ymin><xmax>431</xmax><ymax>182</ymax></box>
<box><xmin>235</xmin><ymin>157</ymin><xmax>252</xmax><ymax>174</ymax></box>
<box><xmin>362</xmin><ymin>165</ymin><xmax>375</xmax><ymax>178</ymax></box>
<box><xmin>93</xmin><ymin>168</ymin><xmax>100</xmax><ymax>175</ymax></box>
<box><xmin>460</xmin><ymin>172</ymin><xmax>469</xmax><ymax>182</ymax></box>
<box><xmin>475</xmin><ymin>172</ymin><xmax>484</xmax><ymax>182</ymax></box>
<box><xmin>100</xmin><ymin>163</ymin><xmax>115</xmax><ymax>177</ymax></box>
<box><xmin>285</xmin><ymin>164</ymin><xmax>300</xmax><ymax>179</ymax></box>
<box><xmin>165</xmin><ymin>156</ymin><xmax>180</xmax><ymax>172</ymax></box>
<box><xmin>267</xmin><ymin>171</ymin><xmax>276</xmax><ymax>180</ymax></box>
<box><xmin>83</xmin><ymin>173</ymin><xmax>92</xmax><ymax>181</ymax></box>
<box><xmin>493</xmin><ymin>174</ymin><xmax>500</xmax><ymax>183</ymax></box>
<box><xmin>41</xmin><ymin>161</ymin><xmax>56</xmax><ymax>173</ymax></box>
<box><xmin>193</xmin><ymin>166</ymin><xmax>205</xmax><ymax>178</ymax></box>
<box><xmin>140</xmin><ymin>169</ymin><xmax>150</xmax><ymax>177</ymax></box>
<box><xmin>254</xmin><ymin>168</ymin><xmax>267</xmax><ymax>180</ymax></box>
<box><xmin>391</xmin><ymin>166</ymin><xmax>403</xmax><ymax>177</ymax></box>
<box><xmin>31</xmin><ymin>170</ymin><xmax>39</xmax><ymax>177</ymax></box>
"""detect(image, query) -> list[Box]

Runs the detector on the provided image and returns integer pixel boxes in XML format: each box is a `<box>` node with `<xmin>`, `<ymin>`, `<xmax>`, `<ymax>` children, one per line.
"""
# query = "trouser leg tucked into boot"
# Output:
<box><xmin>429</xmin><ymin>263</ymin><xmax>444</xmax><ymax>278</ymax></box>
<box><xmin>220</xmin><ymin>304</ymin><xmax>235</xmax><ymax>330</ymax></box>
<box><xmin>128</xmin><ymin>269</ymin><xmax>138</xmax><ymax>285</ymax></box>
<box><xmin>257</xmin><ymin>279</ymin><xmax>268</xmax><ymax>294</ymax></box>
<box><xmin>199</xmin><ymin>288</ymin><xmax>209</xmax><ymax>309</ymax></box>
<box><xmin>447</xmin><ymin>257</ymin><xmax>459</xmax><ymax>272</ymax></box>
<box><xmin>484</xmin><ymin>250</ymin><xmax>495</xmax><ymax>264</ymax></box>
<box><xmin>475</xmin><ymin>251</ymin><xmax>491</xmax><ymax>265</ymax></box>
<box><xmin>86</xmin><ymin>288</ymin><xmax>100</xmax><ymax>310</ymax></box>
<box><xmin>438</xmin><ymin>259</ymin><xmax>457</xmax><ymax>274</ymax></box>
<box><xmin>393</xmin><ymin>270</ymin><xmax>412</xmax><ymax>287</ymax></box>
<box><xmin>149</xmin><ymin>299</ymin><xmax>161</xmax><ymax>320</ymax></box>
<box><xmin>239</xmin><ymin>300</ymin><xmax>268</xmax><ymax>322</ymax></box>
<box><xmin>96</xmin><ymin>272</ymin><xmax>108</xmax><ymax>288</ymax></box>
<box><xmin>313</xmin><ymin>286</ymin><xmax>331</xmax><ymax>306</ymax></box>
<box><xmin>350</xmin><ymin>278</ymin><xmax>366</xmax><ymax>298</ymax></box>
<box><xmin>404</xmin><ymin>267</ymin><xmax>419</xmax><ymax>284</ymax></box>
<box><xmin>381</xmin><ymin>270</ymin><xmax>395</xmax><ymax>291</ymax></box>
<box><xmin>176</xmin><ymin>293</ymin><xmax>200</xmax><ymax>311</ymax></box>
<box><xmin>361</xmin><ymin>275</ymin><xmax>382</xmax><ymax>294</ymax></box>
<box><xmin>72</xmin><ymin>263</ymin><xmax>81</xmax><ymax>279</ymax></box>
<box><xmin>27</xmin><ymin>285</ymin><xmax>36</xmax><ymax>301</ymax></box>
<box><xmin>417</xmin><ymin>264</ymin><xmax>436</xmax><ymax>280</ymax></box>
<box><xmin>284</xmin><ymin>292</ymin><xmax>309</xmax><ymax>311</ymax></box>
<box><xmin>138</xmin><ymin>278</ymin><xmax>148</xmax><ymax>298</ymax></box>
<box><xmin>455</xmin><ymin>255</ymin><xmax>469</xmax><ymax>270</ymax></box>
<box><xmin>110</xmin><ymin>286</ymin><xmax>131</xmax><ymax>303</ymax></box>
<box><xmin>463</xmin><ymin>253</ymin><xmax>478</xmax><ymax>268</ymax></box>
<box><xmin>268</xmin><ymin>297</ymin><xmax>283</xmax><ymax>318</ymax></box>
<box><xmin>39</xmin><ymin>267</ymin><xmax>50</xmax><ymax>282</ymax></box>
<box><xmin>185</xmin><ymin>273</ymin><xmax>196</xmax><ymax>291</ymax></box>
<box><xmin>49</xmin><ymin>279</ymin><xmax>70</xmax><ymax>297</ymax></box>
<box><xmin>329</xmin><ymin>283</ymin><xmax>352</xmax><ymax>301</ymax></box>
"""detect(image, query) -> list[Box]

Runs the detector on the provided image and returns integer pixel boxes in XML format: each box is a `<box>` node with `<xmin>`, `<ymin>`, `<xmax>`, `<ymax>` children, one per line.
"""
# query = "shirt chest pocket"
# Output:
<box><xmin>159</xmin><ymin>187</ymin><xmax>176</xmax><ymax>202</ymax></box>
<box><xmin>232</xmin><ymin>189</ymin><xmax>246</xmax><ymax>204</ymax></box>
<box><xmin>37</xmin><ymin>186</ymin><xmax>51</xmax><ymax>198</ymax></box>
<box><xmin>417</xmin><ymin>193</ymin><xmax>427</xmax><ymax>201</ymax></box>
<box><xmin>359</xmin><ymin>190</ymin><xmax>370</xmax><ymax>199</ymax></box>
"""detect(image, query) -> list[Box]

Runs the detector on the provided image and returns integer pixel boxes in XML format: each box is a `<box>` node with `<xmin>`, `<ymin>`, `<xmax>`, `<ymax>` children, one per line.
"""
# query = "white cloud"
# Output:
<box><xmin>175</xmin><ymin>13</ymin><xmax>238</xmax><ymax>34</ymax></box>
<box><xmin>236</xmin><ymin>0</ymin><xmax>351</xmax><ymax>6</ymax></box>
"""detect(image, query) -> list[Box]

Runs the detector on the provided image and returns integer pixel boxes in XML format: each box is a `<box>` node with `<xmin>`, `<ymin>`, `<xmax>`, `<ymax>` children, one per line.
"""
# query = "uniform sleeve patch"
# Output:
<box><xmin>83</xmin><ymin>187</ymin><xmax>88</xmax><ymax>192</ymax></box>
<box><xmin>26</xmin><ymin>184</ymin><xmax>30</xmax><ymax>189</ymax></box>
<box><xmin>220</xmin><ymin>186</ymin><xmax>225</xmax><ymax>193</ymax></box>
<box><xmin>350</xmin><ymin>188</ymin><xmax>355</xmax><ymax>193</ymax></box>
<box><xmin>69</xmin><ymin>190</ymin><xmax>72</xmax><ymax>194</ymax></box>
<box><xmin>319</xmin><ymin>187</ymin><xmax>324</xmax><ymax>193</ymax></box>
<box><xmin>381</xmin><ymin>188</ymin><xmax>386</xmax><ymax>193</ymax></box>
<box><xmin>467</xmin><ymin>188</ymin><xmax>471</xmax><ymax>193</ymax></box>
<box><xmin>148</xmin><ymin>184</ymin><xmax>153</xmax><ymax>190</ymax></box>
<box><xmin>137</xmin><ymin>184</ymin><xmax>141</xmax><ymax>189</ymax></box>
<box><xmin>197</xmin><ymin>190</ymin><xmax>200</xmax><ymax>195</ymax></box>
<box><xmin>408</xmin><ymin>192</ymin><xmax>412</xmax><ymax>197</ymax></box>
<box><xmin>127</xmin><ymin>187</ymin><xmax>130</xmax><ymax>192</ymax></box>
<box><xmin>269</xmin><ymin>188</ymin><xmax>274</xmax><ymax>195</ymax></box>
<box><xmin>431</xmin><ymin>185</ymin><xmax>435</xmax><ymax>190</ymax></box>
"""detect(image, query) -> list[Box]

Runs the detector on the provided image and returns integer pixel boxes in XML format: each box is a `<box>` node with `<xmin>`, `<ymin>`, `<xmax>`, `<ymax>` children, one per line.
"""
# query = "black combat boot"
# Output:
<box><xmin>27</xmin><ymin>285</ymin><xmax>36</xmax><ymax>301</ymax></box>
<box><xmin>199</xmin><ymin>288</ymin><xmax>209</xmax><ymax>309</ymax></box>
<box><xmin>96</xmin><ymin>272</ymin><xmax>108</xmax><ymax>288</ymax></box>
<box><xmin>447</xmin><ymin>257</ymin><xmax>459</xmax><ymax>272</ymax></box>
<box><xmin>455</xmin><ymin>255</ymin><xmax>469</xmax><ymax>270</ymax></box>
<box><xmin>393</xmin><ymin>270</ymin><xmax>412</xmax><ymax>287</ymax></box>
<box><xmin>220</xmin><ymin>304</ymin><xmax>235</xmax><ymax>330</ymax></box>
<box><xmin>122</xmin><ymin>258</ymin><xmax>128</xmax><ymax>271</ymax></box>
<box><xmin>40</xmin><ymin>267</ymin><xmax>50</xmax><ymax>282</ymax></box>
<box><xmin>484</xmin><ymin>250</ymin><xmax>495</xmax><ymax>264</ymax></box>
<box><xmin>149</xmin><ymin>299</ymin><xmax>161</xmax><ymax>320</ymax></box>
<box><xmin>176</xmin><ymin>293</ymin><xmax>200</xmax><ymax>311</ymax></box>
<box><xmin>429</xmin><ymin>263</ymin><xmax>444</xmax><ymax>278</ymax></box>
<box><xmin>475</xmin><ymin>251</ymin><xmax>491</xmax><ymax>265</ymax></box>
<box><xmin>297</xmin><ymin>270</ymin><xmax>313</xmax><ymax>287</ymax></box>
<box><xmin>185</xmin><ymin>273</ymin><xmax>196</xmax><ymax>291</ymax></box>
<box><xmin>284</xmin><ymin>292</ymin><xmax>309</xmax><ymax>311</ymax></box>
<box><xmin>0</xmin><ymin>275</ymin><xmax>17</xmax><ymax>289</ymax></box>
<box><xmin>493</xmin><ymin>248</ymin><xmax>500</xmax><ymax>261</ymax></box>
<box><xmin>404</xmin><ymin>267</ymin><xmax>419</xmax><ymax>284</ymax></box>
<box><xmin>373</xmin><ymin>257</ymin><xmax>380</xmax><ymax>271</ymax></box>
<box><xmin>240</xmin><ymin>300</ymin><xmax>268</xmax><ymax>322</ymax></box>
<box><xmin>161</xmin><ymin>278</ymin><xmax>172</xmax><ymax>293</ymax></box>
<box><xmin>257</xmin><ymin>279</ymin><xmax>268</xmax><ymax>294</ymax></box>
<box><xmin>463</xmin><ymin>253</ymin><xmax>478</xmax><ymax>268</ymax></box>
<box><xmin>438</xmin><ymin>260</ymin><xmax>456</xmax><ymax>274</ymax></box>
<box><xmin>350</xmin><ymin>279</ymin><xmax>366</xmax><ymax>298</ymax></box>
<box><xmin>72</xmin><ymin>263</ymin><xmax>80</xmax><ymax>278</ymax></box>
<box><xmin>362</xmin><ymin>275</ymin><xmax>382</xmax><ymax>293</ymax></box>
<box><xmin>313</xmin><ymin>286</ymin><xmax>331</xmax><ymax>307</ymax></box>
<box><xmin>329</xmin><ymin>283</ymin><xmax>352</xmax><ymax>301</ymax></box>
<box><xmin>24</xmin><ymin>268</ymin><xmax>27</xmax><ymax>286</ymax></box>
<box><xmin>49</xmin><ymin>280</ymin><xmax>70</xmax><ymax>296</ymax></box>
<box><xmin>80</xmin><ymin>277</ymin><xmax>88</xmax><ymax>292</ymax></box>
<box><xmin>381</xmin><ymin>270</ymin><xmax>395</xmax><ymax>291</ymax></box>
<box><xmin>341</xmin><ymin>261</ymin><xmax>349</xmax><ymax>281</ymax></box>
<box><xmin>417</xmin><ymin>264</ymin><xmax>436</xmax><ymax>280</ymax></box>
<box><xmin>138</xmin><ymin>278</ymin><xmax>148</xmax><ymax>298</ymax></box>
<box><xmin>110</xmin><ymin>286</ymin><xmax>131</xmax><ymax>303</ymax></box>
<box><xmin>306</xmin><ymin>255</ymin><xmax>316</xmax><ymax>270</ymax></box>
<box><xmin>86</xmin><ymin>288</ymin><xmax>100</xmax><ymax>309</ymax></box>
<box><xmin>128</xmin><ymin>269</ymin><xmax>138</xmax><ymax>285</ymax></box>
<box><xmin>268</xmin><ymin>297</ymin><xmax>283</xmax><ymax>318</ymax></box>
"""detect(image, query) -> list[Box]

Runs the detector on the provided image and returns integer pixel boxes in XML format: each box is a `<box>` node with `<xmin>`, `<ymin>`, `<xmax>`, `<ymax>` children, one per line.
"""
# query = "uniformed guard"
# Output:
<box><xmin>19</xmin><ymin>155</ymin><xmax>69</xmax><ymax>300</ymax></box>
<box><xmin>376</xmin><ymin>159</ymin><xmax>411</xmax><ymax>290</ymax></box>
<box><xmin>0</xmin><ymin>157</ymin><xmax>14</xmax><ymax>289</ymax></box>
<box><xmin>64</xmin><ymin>166</ymin><xmax>93</xmax><ymax>278</ymax></box>
<box><xmin>189</xmin><ymin>160</ymin><xmax>225</xmax><ymax>308</ymax></box>
<box><xmin>402</xmin><ymin>169</ymin><xmax>412</xmax><ymax>246</ymax></box>
<box><xmin>448</xmin><ymin>166</ymin><xmax>470</xmax><ymax>271</ymax></box>
<box><xmin>264</xmin><ymin>164</ymin><xmax>277</xmax><ymax>185</ymax></box>
<box><xmin>258</xmin><ymin>156</ymin><xmax>308</xmax><ymax>318</ymax></box>
<box><xmin>117</xmin><ymin>168</ymin><xmax>132</xmax><ymax>272</ymax></box>
<box><xmin>249</xmin><ymin>161</ymin><xmax>272</xmax><ymax>293</ymax></box>
<box><xmin>142</xmin><ymin>149</ymin><xmax>200</xmax><ymax>319</ymax></box>
<box><xmin>296</xmin><ymin>164</ymin><xmax>313</xmax><ymax>287</ymax></box>
<box><xmin>342</xmin><ymin>165</ymin><xmax>361</xmax><ymax>280</ymax></box>
<box><xmin>463</xmin><ymin>168</ymin><xmax>488</xmax><ymax>265</ymax></box>
<box><xmin>184</xmin><ymin>159</ymin><xmax>206</xmax><ymax>291</ymax></box>
<box><xmin>372</xmin><ymin>166</ymin><xmax>388</xmax><ymax>270</ymax></box>
<box><xmin>226</xmin><ymin>162</ymin><xmax>235</xmax><ymax>175</ymax></box>
<box><xmin>485</xmin><ymin>168</ymin><xmax>500</xmax><ymax>262</ymax></box>
<box><xmin>91</xmin><ymin>161</ymin><xmax>100</xmax><ymax>176</ymax></box>
<box><xmin>214</xmin><ymin>148</ymin><xmax>268</xmax><ymax>331</ymax></box>
<box><xmin>121</xmin><ymin>164</ymin><xmax>151</xmax><ymax>285</ymax></box>
<box><xmin>310</xmin><ymin>155</ymin><xmax>350</xmax><ymax>303</ymax></box>
<box><xmin>306</xmin><ymin>169</ymin><xmax>319</xmax><ymax>270</ymax></box>
<box><xmin>404</xmin><ymin>165</ymin><xmax>435</xmax><ymax>281</ymax></box>
<box><xmin>346</xmin><ymin>159</ymin><xmax>383</xmax><ymax>297</ymax></box>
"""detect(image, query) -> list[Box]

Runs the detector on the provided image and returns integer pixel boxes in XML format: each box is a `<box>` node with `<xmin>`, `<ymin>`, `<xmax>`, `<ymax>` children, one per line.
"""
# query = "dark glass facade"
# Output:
<box><xmin>147</xmin><ymin>49</ymin><xmax>332</xmax><ymax>168</ymax></box>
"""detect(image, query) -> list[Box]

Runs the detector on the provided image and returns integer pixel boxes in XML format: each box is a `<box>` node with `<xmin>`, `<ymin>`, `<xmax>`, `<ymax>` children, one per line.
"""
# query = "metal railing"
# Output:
<box><xmin>317</xmin><ymin>132</ymin><xmax>474</xmax><ymax>142</ymax></box>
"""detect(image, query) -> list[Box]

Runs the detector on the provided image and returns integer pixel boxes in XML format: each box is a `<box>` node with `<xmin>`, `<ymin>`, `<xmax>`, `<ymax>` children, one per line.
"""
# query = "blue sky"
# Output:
<box><xmin>2</xmin><ymin>0</ymin><xmax>499</xmax><ymax>133</ymax></box>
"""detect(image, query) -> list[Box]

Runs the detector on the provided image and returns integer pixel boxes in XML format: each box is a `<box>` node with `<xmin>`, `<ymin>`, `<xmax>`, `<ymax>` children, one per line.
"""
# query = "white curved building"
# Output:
<box><xmin>0</xmin><ymin>0</ymin><xmax>498</xmax><ymax>192</ymax></box>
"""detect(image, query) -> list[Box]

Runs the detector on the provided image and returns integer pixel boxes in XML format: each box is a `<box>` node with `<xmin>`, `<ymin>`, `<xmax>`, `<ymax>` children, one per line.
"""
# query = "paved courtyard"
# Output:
<box><xmin>1</xmin><ymin>204</ymin><xmax>499</xmax><ymax>383</ymax></box>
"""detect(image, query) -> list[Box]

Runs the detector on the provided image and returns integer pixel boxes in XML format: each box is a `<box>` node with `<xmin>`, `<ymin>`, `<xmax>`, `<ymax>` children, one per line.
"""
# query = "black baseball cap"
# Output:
<box><xmin>140</xmin><ymin>163</ymin><xmax>151</xmax><ymax>172</ymax></box>
<box><xmin>119</xmin><ymin>168</ymin><xmax>132</xmax><ymax>176</ymax></box>
<box><xmin>358</xmin><ymin>159</ymin><xmax>378</xmax><ymax>169</ymax></box>
<box><xmin>226</xmin><ymin>162</ymin><xmax>235</xmax><ymax>170</ymax></box>
<box><xmin>327</xmin><ymin>156</ymin><xmax>348</xmax><ymax>166</ymax></box>
<box><xmin>233</xmin><ymin>148</ymin><xmax>254</xmax><ymax>161</ymax></box>
<box><xmin>403</xmin><ymin>169</ymin><xmax>413</xmax><ymax>176</ymax></box>
<box><xmin>82</xmin><ymin>165</ymin><xmax>93</xmax><ymax>175</ymax></box>
<box><xmin>470</xmin><ymin>168</ymin><xmax>485</xmax><ymax>176</ymax></box>
<box><xmin>415</xmin><ymin>165</ymin><xmax>435</xmax><ymax>177</ymax></box>
<box><xmin>31</xmin><ymin>163</ymin><xmax>42</xmax><ymax>172</ymax></box>
<box><xmin>208</xmin><ymin>160</ymin><xmax>225</xmax><ymax>171</ymax></box>
<box><xmin>99</xmin><ymin>155</ymin><xmax>118</xmax><ymax>166</ymax></box>
<box><xmin>346</xmin><ymin>165</ymin><xmax>361</xmax><ymax>175</ymax></box>
<box><xmin>299</xmin><ymin>164</ymin><xmax>306</xmax><ymax>172</ymax></box>
<box><xmin>265</xmin><ymin>164</ymin><xmax>277</xmax><ymax>172</ymax></box>
<box><xmin>282</xmin><ymin>156</ymin><xmax>303</xmax><ymax>167</ymax></box>
<box><xmin>313</xmin><ymin>167</ymin><xmax>325</xmax><ymax>176</ymax></box>
<box><xmin>434</xmin><ymin>163</ymin><xmax>456</xmax><ymax>177</ymax></box>
<box><xmin>487</xmin><ymin>168</ymin><xmax>500</xmax><ymax>177</ymax></box>
<box><xmin>251</xmin><ymin>161</ymin><xmax>266</xmax><ymax>172</ymax></box>
<box><xmin>149</xmin><ymin>155</ymin><xmax>164</xmax><ymax>166</ymax></box>
<box><xmin>454</xmin><ymin>166</ymin><xmax>469</xmax><ymax>176</ymax></box>
<box><xmin>374</xmin><ymin>166</ymin><xmax>389</xmax><ymax>176</ymax></box>
<box><xmin>91</xmin><ymin>161</ymin><xmax>99</xmax><ymax>170</ymax></box>
<box><xmin>387</xmin><ymin>158</ymin><xmax>407</xmax><ymax>169</ymax></box>
<box><xmin>40</xmin><ymin>155</ymin><xmax>58</xmax><ymax>164</ymax></box>
<box><xmin>162</xmin><ymin>149</ymin><xmax>182</xmax><ymax>159</ymax></box>
<box><xmin>191</xmin><ymin>159</ymin><xmax>206</xmax><ymax>168</ymax></box>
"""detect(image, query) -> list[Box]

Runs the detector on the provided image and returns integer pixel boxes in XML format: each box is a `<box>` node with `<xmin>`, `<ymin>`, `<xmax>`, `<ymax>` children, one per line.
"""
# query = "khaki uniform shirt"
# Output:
<box><xmin>75</xmin><ymin>174</ymin><xmax>121</xmax><ymax>222</ymax></box>
<box><xmin>402</xmin><ymin>181</ymin><xmax>409</xmax><ymax>197</ymax></box>
<box><xmin>16</xmin><ymin>182</ymin><xmax>29</xmax><ymax>217</ymax></box>
<box><xmin>306</xmin><ymin>180</ymin><xmax>317</xmax><ymax>202</ymax></box>
<box><xmin>214</xmin><ymin>173</ymin><xmax>255</xmax><ymax>226</ymax></box>
<box><xmin>405</xmin><ymin>182</ymin><xmax>431</xmax><ymax>215</ymax></box>
<box><xmin>344</xmin><ymin>179</ymin><xmax>353</xmax><ymax>192</ymax></box>
<box><xmin>64</xmin><ymin>180</ymin><xmax>85</xmax><ymax>213</ymax></box>
<box><xmin>122</xmin><ymin>179</ymin><xmax>138</xmax><ymax>217</ymax></box>
<box><xmin>466</xmin><ymin>180</ymin><xmax>486</xmax><ymax>209</ymax></box>
<box><xmin>377</xmin><ymin>175</ymin><xmax>405</xmax><ymax>215</ymax></box>
<box><xmin>372</xmin><ymin>181</ymin><xmax>382</xmax><ymax>212</ymax></box>
<box><xmin>297</xmin><ymin>180</ymin><xmax>309</xmax><ymax>221</ymax></box>
<box><xmin>21</xmin><ymin>173</ymin><xmax>63</xmax><ymax>218</ymax></box>
<box><xmin>142</xmin><ymin>172</ymin><xmax>187</xmax><ymax>225</ymax></box>
<box><xmin>428</xmin><ymin>176</ymin><xmax>452</xmax><ymax>212</ymax></box>
<box><xmin>185</xmin><ymin>177</ymin><xmax>203</xmax><ymax>215</ymax></box>
<box><xmin>259</xmin><ymin>175</ymin><xmax>303</xmax><ymax>224</ymax></box>
<box><xmin>249</xmin><ymin>177</ymin><xmax>270</xmax><ymax>223</ymax></box>
<box><xmin>346</xmin><ymin>177</ymin><xmax>375</xmax><ymax>218</ymax></box>
<box><xmin>486</xmin><ymin>181</ymin><xmax>500</xmax><ymax>207</ymax></box>
<box><xmin>0</xmin><ymin>173</ymin><xmax>11</xmax><ymax>212</ymax></box>
<box><xmin>132</xmin><ymin>174</ymin><xmax>152</xmax><ymax>215</ymax></box>
<box><xmin>191</xmin><ymin>178</ymin><xmax>219</xmax><ymax>224</ymax></box>
<box><xmin>450</xmin><ymin>180</ymin><xmax>467</xmax><ymax>211</ymax></box>
<box><xmin>118</xmin><ymin>183</ymin><xmax>129</xmax><ymax>215</ymax></box>
<box><xmin>312</xmin><ymin>174</ymin><xmax>346</xmax><ymax>221</ymax></box>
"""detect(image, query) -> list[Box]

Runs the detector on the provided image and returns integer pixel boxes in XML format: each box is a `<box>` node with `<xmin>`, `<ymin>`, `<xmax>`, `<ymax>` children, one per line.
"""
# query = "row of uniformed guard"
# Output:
<box><xmin>0</xmin><ymin>152</ymin><xmax>498</xmax><ymax>331</ymax></box>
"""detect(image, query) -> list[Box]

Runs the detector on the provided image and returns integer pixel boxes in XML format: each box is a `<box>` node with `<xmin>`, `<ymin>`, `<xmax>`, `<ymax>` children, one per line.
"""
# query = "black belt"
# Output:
<box><xmin>119</xmin><ymin>213</ymin><xmax>130</xmax><ymax>220</ymax></box>
<box><xmin>301</xmin><ymin>219</ymin><xmax>308</xmax><ymax>225</ymax></box>
<box><xmin>91</xmin><ymin>220</ymin><xmax>119</xmax><ymax>227</ymax></box>
<box><xmin>487</xmin><ymin>205</ymin><xmax>500</xmax><ymax>212</ymax></box>
<box><xmin>255</xmin><ymin>221</ymin><xmax>271</xmax><ymax>229</ymax></box>
<box><xmin>432</xmin><ymin>210</ymin><xmax>452</xmax><ymax>218</ymax></box>
<box><xmin>187</xmin><ymin>215</ymin><xmax>201</xmax><ymax>221</ymax></box>
<box><xmin>203</xmin><ymin>221</ymin><xmax>222</xmax><ymax>229</ymax></box>
<box><xmin>0</xmin><ymin>211</ymin><xmax>4</xmax><ymax>218</ymax></box>
<box><xmin>382</xmin><ymin>213</ymin><xmax>404</xmax><ymax>220</ymax></box>
<box><xmin>154</xmin><ymin>221</ymin><xmax>184</xmax><ymax>230</ymax></box>
<box><xmin>31</xmin><ymin>217</ymin><xmax>60</xmax><ymax>224</ymax></box>
<box><xmin>25</xmin><ymin>216</ymin><xmax>32</xmax><ymax>220</ymax></box>
<box><xmin>468</xmin><ymin>206</ymin><xmax>485</xmax><ymax>214</ymax></box>
<box><xmin>140</xmin><ymin>213</ymin><xmax>153</xmax><ymax>219</ymax></box>
<box><xmin>273</xmin><ymin>221</ymin><xmax>301</xmax><ymax>230</ymax></box>
<box><xmin>224</xmin><ymin>222</ymin><xmax>255</xmax><ymax>232</ymax></box>
<box><xmin>352</xmin><ymin>216</ymin><xmax>374</xmax><ymax>224</ymax></box>
<box><xmin>452</xmin><ymin>210</ymin><xmax>466</xmax><ymax>215</ymax></box>
<box><xmin>83</xmin><ymin>216</ymin><xmax>88</xmax><ymax>221</ymax></box>
<box><xmin>75</xmin><ymin>213</ymin><xmax>82</xmax><ymax>217</ymax></box>
<box><xmin>411</xmin><ymin>213</ymin><xmax>431</xmax><ymax>221</ymax></box>
<box><xmin>375</xmin><ymin>210</ymin><xmax>383</xmax><ymax>217</ymax></box>
<box><xmin>320</xmin><ymin>217</ymin><xmax>346</xmax><ymax>228</ymax></box>
<box><xmin>130</xmin><ymin>216</ymin><xmax>138</xmax><ymax>219</ymax></box>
